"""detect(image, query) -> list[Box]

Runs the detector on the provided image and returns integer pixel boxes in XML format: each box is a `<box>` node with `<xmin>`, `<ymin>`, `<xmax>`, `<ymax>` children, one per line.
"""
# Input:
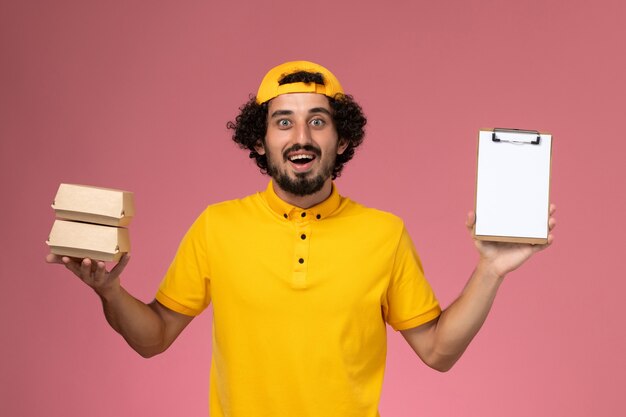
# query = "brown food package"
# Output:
<box><xmin>47</xmin><ymin>219</ymin><xmax>130</xmax><ymax>262</ymax></box>
<box><xmin>52</xmin><ymin>183</ymin><xmax>135</xmax><ymax>227</ymax></box>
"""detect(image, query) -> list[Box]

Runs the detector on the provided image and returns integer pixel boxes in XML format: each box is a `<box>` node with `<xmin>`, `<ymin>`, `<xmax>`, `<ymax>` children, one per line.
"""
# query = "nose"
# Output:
<box><xmin>294</xmin><ymin>121</ymin><xmax>313</xmax><ymax>145</ymax></box>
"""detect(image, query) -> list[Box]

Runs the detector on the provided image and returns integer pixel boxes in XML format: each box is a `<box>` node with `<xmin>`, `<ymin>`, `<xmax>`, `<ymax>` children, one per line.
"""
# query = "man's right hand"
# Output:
<box><xmin>46</xmin><ymin>253</ymin><xmax>130</xmax><ymax>299</ymax></box>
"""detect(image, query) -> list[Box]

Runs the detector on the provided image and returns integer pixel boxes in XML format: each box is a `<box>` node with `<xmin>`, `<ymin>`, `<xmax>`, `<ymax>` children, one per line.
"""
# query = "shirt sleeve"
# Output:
<box><xmin>155</xmin><ymin>209</ymin><xmax>211</xmax><ymax>316</ymax></box>
<box><xmin>384</xmin><ymin>225</ymin><xmax>441</xmax><ymax>331</ymax></box>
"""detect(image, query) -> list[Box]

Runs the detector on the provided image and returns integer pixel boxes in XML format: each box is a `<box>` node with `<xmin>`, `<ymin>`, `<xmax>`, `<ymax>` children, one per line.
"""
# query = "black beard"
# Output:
<box><xmin>265</xmin><ymin>145</ymin><xmax>334</xmax><ymax>197</ymax></box>
<box><xmin>269</xmin><ymin>168</ymin><xmax>328</xmax><ymax>196</ymax></box>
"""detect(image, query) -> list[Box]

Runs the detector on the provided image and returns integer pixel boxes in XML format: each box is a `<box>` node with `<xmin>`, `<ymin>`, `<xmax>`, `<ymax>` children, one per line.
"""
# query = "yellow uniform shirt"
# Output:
<box><xmin>156</xmin><ymin>182</ymin><xmax>441</xmax><ymax>417</ymax></box>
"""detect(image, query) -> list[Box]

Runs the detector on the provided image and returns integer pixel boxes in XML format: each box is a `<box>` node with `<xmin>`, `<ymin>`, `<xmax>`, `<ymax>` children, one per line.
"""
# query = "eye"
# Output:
<box><xmin>310</xmin><ymin>118</ymin><xmax>326</xmax><ymax>127</ymax></box>
<box><xmin>277</xmin><ymin>119</ymin><xmax>291</xmax><ymax>128</ymax></box>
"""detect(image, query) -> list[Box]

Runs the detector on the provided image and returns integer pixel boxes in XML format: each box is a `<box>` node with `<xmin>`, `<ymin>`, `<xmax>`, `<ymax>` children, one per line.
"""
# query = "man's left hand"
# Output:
<box><xmin>466</xmin><ymin>204</ymin><xmax>556</xmax><ymax>279</ymax></box>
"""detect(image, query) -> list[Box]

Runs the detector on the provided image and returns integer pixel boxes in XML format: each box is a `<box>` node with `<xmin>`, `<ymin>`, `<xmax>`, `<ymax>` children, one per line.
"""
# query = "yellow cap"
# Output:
<box><xmin>256</xmin><ymin>60</ymin><xmax>344</xmax><ymax>104</ymax></box>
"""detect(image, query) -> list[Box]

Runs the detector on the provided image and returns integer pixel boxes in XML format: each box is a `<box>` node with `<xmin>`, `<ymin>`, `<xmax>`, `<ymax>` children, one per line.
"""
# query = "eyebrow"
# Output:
<box><xmin>309</xmin><ymin>107</ymin><xmax>332</xmax><ymax>117</ymax></box>
<box><xmin>269</xmin><ymin>107</ymin><xmax>333</xmax><ymax>119</ymax></box>
<box><xmin>270</xmin><ymin>110</ymin><xmax>293</xmax><ymax>118</ymax></box>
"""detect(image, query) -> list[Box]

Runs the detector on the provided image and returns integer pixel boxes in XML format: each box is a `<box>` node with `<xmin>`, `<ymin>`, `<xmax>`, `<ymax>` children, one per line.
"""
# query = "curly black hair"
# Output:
<box><xmin>226</xmin><ymin>72</ymin><xmax>367</xmax><ymax>179</ymax></box>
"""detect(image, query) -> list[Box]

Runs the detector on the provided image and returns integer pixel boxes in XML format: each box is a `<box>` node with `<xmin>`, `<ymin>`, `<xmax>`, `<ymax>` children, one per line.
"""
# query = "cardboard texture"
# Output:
<box><xmin>47</xmin><ymin>184</ymin><xmax>133</xmax><ymax>261</ymax></box>
<box><xmin>47</xmin><ymin>220</ymin><xmax>130</xmax><ymax>262</ymax></box>
<box><xmin>52</xmin><ymin>183</ymin><xmax>135</xmax><ymax>227</ymax></box>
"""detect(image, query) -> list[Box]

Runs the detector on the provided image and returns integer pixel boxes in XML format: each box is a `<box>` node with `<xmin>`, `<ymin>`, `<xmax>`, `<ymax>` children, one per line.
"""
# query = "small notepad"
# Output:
<box><xmin>474</xmin><ymin>128</ymin><xmax>553</xmax><ymax>244</ymax></box>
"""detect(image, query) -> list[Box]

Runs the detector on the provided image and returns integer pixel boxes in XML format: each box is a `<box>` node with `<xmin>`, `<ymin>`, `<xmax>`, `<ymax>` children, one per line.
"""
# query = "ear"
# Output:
<box><xmin>254</xmin><ymin>140</ymin><xmax>266</xmax><ymax>155</ymax></box>
<box><xmin>337</xmin><ymin>138</ymin><xmax>349</xmax><ymax>155</ymax></box>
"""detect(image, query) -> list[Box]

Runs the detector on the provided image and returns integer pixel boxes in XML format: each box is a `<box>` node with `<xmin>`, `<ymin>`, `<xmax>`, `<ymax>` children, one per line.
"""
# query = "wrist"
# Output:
<box><xmin>96</xmin><ymin>283</ymin><xmax>123</xmax><ymax>303</ymax></box>
<box><xmin>475</xmin><ymin>258</ymin><xmax>506</xmax><ymax>284</ymax></box>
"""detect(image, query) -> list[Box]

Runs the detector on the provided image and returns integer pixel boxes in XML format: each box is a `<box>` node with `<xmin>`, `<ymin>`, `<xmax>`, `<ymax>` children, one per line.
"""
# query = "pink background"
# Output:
<box><xmin>2</xmin><ymin>1</ymin><xmax>625</xmax><ymax>416</ymax></box>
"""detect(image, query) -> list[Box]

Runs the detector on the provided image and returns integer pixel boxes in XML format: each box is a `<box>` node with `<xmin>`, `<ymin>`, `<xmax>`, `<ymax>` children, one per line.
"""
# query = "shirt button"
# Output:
<box><xmin>301</xmin><ymin>234</ymin><xmax>306</xmax><ymax>240</ymax></box>
<box><xmin>301</xmin><ymin>212</ymin><xmax>306</xmax><ymax>218</ymax></box>
<box><xmin>298</xmin><ymin>258</ymin><xmax>304</xmax><ymax>264</ymax></box>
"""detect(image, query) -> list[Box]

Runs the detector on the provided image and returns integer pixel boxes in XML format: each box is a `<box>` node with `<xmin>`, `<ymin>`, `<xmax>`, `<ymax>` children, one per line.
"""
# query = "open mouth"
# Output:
<box><xmin>288</xmin><ymin>154</ymin><xmax>316</xmax><ymax>165</ymax></box>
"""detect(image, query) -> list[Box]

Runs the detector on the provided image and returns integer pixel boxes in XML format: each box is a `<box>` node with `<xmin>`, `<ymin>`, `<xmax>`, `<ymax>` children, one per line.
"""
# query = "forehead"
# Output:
<box><xmin>267</xmin><ymin>93</ymin><xmax>331</xmax><ymax>114</ymax></box>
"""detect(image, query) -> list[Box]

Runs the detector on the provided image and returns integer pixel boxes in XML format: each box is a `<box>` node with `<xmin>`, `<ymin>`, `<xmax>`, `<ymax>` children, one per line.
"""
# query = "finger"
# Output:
<box><xmin>109</xmin><ymin>253</ymin><xmax>130</xmax><ymax>279</ymax></box>
<box><xmin>549</xmin><ymin>203</ymin><xmax>556</xmax><ymax>215</ymax></box>
<box><xmin>94</xmin><ymin>261</ymin><xmax>107</xmax><ymax>281</ymax></box>
<box><xmin>90</xmin><ymin>259</ymin><xmax>99</xmax><ymax>274</ymax></box>
<box><xmin>46</xmin><ymin>254</ymin><xmax>63</xmax><ymax>264</ymax></box>
<box><xmin>466</xmin><ymin>211</ymin><xmax>476</xmax><ymax>229</ymax></box>
<box><xmin>62</xmin><ymin>257</ymin><xmax>82</xmax><ymax>276</ymax></box>
<box><xmin>548</xmin><ymin>217</ymin><xmax>556</xmax><ymax>231</ymax></box>
<box><xmin>47</xmin><ymin>254</ymin><xmax>83</xmax><ymax>265</ymax></box>
<box><xmin>80</xmin><ymin>258</ymin><xmax>93</xmax><ymax>280</ymax></box>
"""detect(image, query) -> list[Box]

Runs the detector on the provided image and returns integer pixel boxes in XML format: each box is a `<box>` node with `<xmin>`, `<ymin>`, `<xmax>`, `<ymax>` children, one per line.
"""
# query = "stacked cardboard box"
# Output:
<box><xmin>46</xmin><ymin>184</ymin><xmax>134</xmax><ymax>262</ymax></box>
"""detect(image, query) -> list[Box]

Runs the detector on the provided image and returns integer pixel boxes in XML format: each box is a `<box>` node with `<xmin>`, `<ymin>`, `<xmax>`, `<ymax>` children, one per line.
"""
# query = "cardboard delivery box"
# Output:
<box><xmin>47</xmin><ymin>219</ymin><xmax>130</xmax><ymax>262</ymax></box>
<box><xmin>52</xmin><ymin>184</ymin><xmax>135</xmax><ymax>227</ymax></box>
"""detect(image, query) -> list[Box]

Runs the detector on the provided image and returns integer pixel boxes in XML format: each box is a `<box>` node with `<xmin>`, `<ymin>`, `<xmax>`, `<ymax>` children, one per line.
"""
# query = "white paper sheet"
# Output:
<box><xmin>475</xmin><ymin>129</ymin><xmax>552</xmax><ymax>241</ymax></box>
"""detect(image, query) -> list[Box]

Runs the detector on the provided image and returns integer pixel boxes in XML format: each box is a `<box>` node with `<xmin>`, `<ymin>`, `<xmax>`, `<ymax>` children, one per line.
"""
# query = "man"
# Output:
<box><xmin>47</xmin><ymin>61</ymin><xmax>556</xmax><ymax>416</ymax></box>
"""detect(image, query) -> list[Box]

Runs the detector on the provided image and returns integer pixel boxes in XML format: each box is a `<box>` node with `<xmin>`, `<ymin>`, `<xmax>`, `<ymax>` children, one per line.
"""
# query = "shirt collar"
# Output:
<box><xmin>262</xmin><ymin>180</ymin><xmax>342</xmax><ymax>221</ymax></box>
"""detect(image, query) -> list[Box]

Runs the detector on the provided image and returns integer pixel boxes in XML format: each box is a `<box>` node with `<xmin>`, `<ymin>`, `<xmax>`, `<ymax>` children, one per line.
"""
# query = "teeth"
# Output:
<box><xmin>289</xmin><ymin>154</ymin><xmax>314</xmax><ymax>161</ymax></box>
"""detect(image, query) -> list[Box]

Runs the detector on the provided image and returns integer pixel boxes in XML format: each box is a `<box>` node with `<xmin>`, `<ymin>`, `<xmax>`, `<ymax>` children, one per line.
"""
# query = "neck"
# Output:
<box><xmin>272</xmin><ymin>180</ymin><xmax>333</xmax><ymax>209</ymax></box>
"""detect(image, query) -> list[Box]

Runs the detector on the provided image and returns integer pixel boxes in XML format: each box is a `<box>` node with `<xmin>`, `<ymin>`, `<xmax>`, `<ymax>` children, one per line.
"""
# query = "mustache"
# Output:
<box><xmin>282</xmin><ymin>144</ymin><xmax>322</xmax><ymax>161</ymax></box>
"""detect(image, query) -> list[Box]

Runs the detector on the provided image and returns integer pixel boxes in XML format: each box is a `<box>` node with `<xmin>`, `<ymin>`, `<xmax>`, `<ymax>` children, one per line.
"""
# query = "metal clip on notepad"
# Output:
<box><xmin>492</xmin><ymin>128</ymin><xmax>541</xmax><ymax>145</ymax></box>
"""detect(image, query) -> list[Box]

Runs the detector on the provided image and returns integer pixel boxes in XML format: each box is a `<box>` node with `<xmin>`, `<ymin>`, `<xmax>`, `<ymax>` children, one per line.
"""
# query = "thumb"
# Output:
<box><xmin>109</xmin><ymin>253</ymin><xmax>131</xmax><ymax>279</ymax></box>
